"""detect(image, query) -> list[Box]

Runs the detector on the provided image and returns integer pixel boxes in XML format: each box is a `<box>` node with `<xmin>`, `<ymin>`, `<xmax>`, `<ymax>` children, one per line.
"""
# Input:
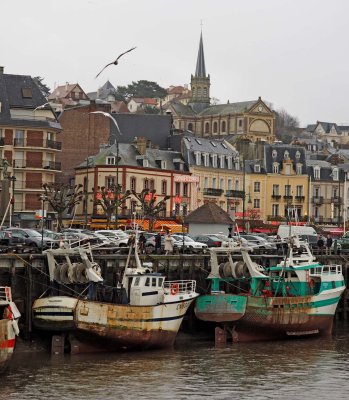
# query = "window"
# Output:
<box><xmin>204</xmin><ymin>153</ymin><xmax>209</xmax><ymax>167</ymax></box>
<box><xmin>332</xmin><ymin>168</ymin><xmax>339</xmax><ymax>181</ymax></box>
<box><xmin>195</xmin><ymin>152</ymin><xmax>201</xmax><ymax>166</ymax></box>
<box><xmin>161</xmin><ymin>180</ymin><xmax>167</xmax><ymax>195</ymax></box>
<box><xmin>295</xmin><ymin>151</ymin><xmax>301</xmax><ymax>159</ymax></box>
<box><xmin>254</xmin><ymin>182</ymin><xmax>260</xmax><ymax>193</ymax></box>
<box><xmin>220</xmin><ymin>178</ymin><xmax>224</xmax><ymax>190</ymax></box>
<box><xmin>212</xmin><ymin>178</ymin><xmax>217</xmax><ymax>189</ymax></box>
<box><xmin>221</xmin><ymin>121</ymin><xmax>226</xmax><ymax>132</ymax></box>
<box><xmin>130</xmin><ymin>177</ymin><xmax>136</xmax><ymax>191</ymax></box>
<box><xmin>235</xmin><ymin>158</ymin><xmax>240</xmax><ymax>170</ymax></box>
<box><xmin>228</xmin><ymin>179</ymin><xmax>232</xmax><ymax>191</ymax></box>
<box><xmin>235</xmin><ymin>180</ymin><xmax>240</xmax><ymax>190</ymax></box>
<box><xmin>195</xmin><ymin>138</ymin><xmax>202</xmax><ymax>145</ymax></box>
<box><xmin>161</xmin><ymin>160</ymin><xmax>167</xmax><ymax>169</ymax></box>
<box><xmin>213</xmin><ymin>122</ymin><xmax>218</xmax><ymax>133</ymax></box>
<box><xmin>149</xmin><ymin>179</ymin><xmax>155</xmax><ymax>190</ymax></box>
<box><xmin>106</xmin><ymin>176</ymin><xmax>115</xmax><ymax>188</ymax></box>
<box><xmin>284</xmin><ymin>150</ymin><xmax>290</xmax><ymax>160</ymax></box>
<box><xmin>130</xmin><ymin>200</ymin><xmax>137</xmax><ymax>213</ymax></box>
<box><xmin>296</xmin><ymin>163</ymin><xmax>302</xmax><ymax>175</ymax></box>
<box><xmin>143</xmin><ymin>159</ymin><xmax>149</xmax><ymax>167</ymax></box>
<box><xmin>254</xmin><ymin>199</ymin><xmax>260</xmax><ymax>209</ymax></box>
<box><xmin>22</xmin><ymin>88</ymin><xmax>32</xmax><ymax>98</ymax></box>
<box><xmin>272</xmin><ymin>204</ymin><xmax>279</xmax><ymax>216</ymax></box>
<box><xmin>204</xmin><ymin>177</ymin><xmax>208</xmax><ymax>188</ymax></box>
<box><xmin>285</xmin><ymin>164</ymin><xmax>291</xmax><ymax>175</ymax></box>
<box><xmin>296</xmin><ymin>186</ymin><xmax>303</xmax><ymax>196</ymax></box>
<box><xmin>333</xmin><ymin>188</ymin><xmax>338</xmax><ymax>198</ymax></box>
<box><xmin>175</xmin><ymin>182</ymin><xmax>180</xmax><ymax>195</ymax></box>
<box><xmin>15</xmin><ymin>129</ymin><xmax>25</xmax><ymax>146</ymax></box>
<box><xmin>183</xmin><ymin>183</ymin><xmax>188</xmax><ymax>196</ymax></box>
<box><xmin>144</xmin><ymin>178</ymin><xmax>149</xmax><ymax>189</ymax></box>
<box><xmin>226</xmin><ymin>156</ymin><xmax>233</xmax><ymax>169</ymax></box>
<box><xmin>314</xmin><ymin>187</ymin><xmax>320</xmax><ymax>197</ymax></box>
<box><xmin>273</xmin><ymin>184</ymin><xmax>279</xmax><ymax>195</ymax></box>
<box><xmin>272</xmin><ymin>163</ymin><xmax>279</xmax><ymax>173</ymax></box>
<box><xmin>188</xmin><ymin>123</ymin><xmax>193</xmax><ymax>131</ymax></box>
<box><xmin>210</xmin><ymin>141</ymin><xmax>217</xmax><ymax>147</ymax></box>
<box><xmin>272</xmin><ymin>150</ymin><xmax>277</xmax><ymax>159</ymax></box>
<box><xmin>221</xmin><ymin>142</ymin><xmax>227</xmax><ymax>149</ymax></box>
<box><xmin>219</xmin><ymin>155</ymin><xmax>225</xmax><ymax>168</ymax></box>
<box><xmin>285</xmin><ymin>185</ymin><xmax>291</xmax><ymax>196</ymax></box>
<box><xmin>205</xmin><ymin>123</ymin><xmax>210</xmax><ymax>134</ymax></box>
<box><xmin>238</xmin><ymin>119</ymin><xmax>243</xmax><ymax>128</ymax></box>
<box><xmin>254</xmin><ymin>165</ymin><xmax>260</xmax><ymax>173</ymax></box>
<box><xmin>106</xmin><ymin>156</ymin><xmax>115</xmax><ymax>165</ymax></box>
<box><xmin>212</xmin><ymin>154</ymin><xmax>217</xmax><ymax>168</ymax></box>
<box><xmin>314</xmin><ymin>166</ymin><xmax>320</xmax><ymax>179</ymax></box>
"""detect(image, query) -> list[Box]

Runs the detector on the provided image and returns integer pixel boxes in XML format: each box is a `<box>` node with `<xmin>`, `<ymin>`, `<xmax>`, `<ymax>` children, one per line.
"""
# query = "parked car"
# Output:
<box><xmin>5</xmin><ymin>228</ymin><xmax>55</xmax><ymax>250</ymax></box>
<box><xmin>0</xmin><ymin>230</ymin><xmax>25</xmax><ymax>248</ymax></box>
<box><xmin>191</xmin><ymin>235</ymin><xmax>223</xmax><ymax>247</ymax></box>
<box><xmin>145</xmin><ymin>233</ymin><xmax>180</xmax><ymax>253</ymax></box>
<box><xmin>171</xmin><ymin>234</ymin><xmax>208</xmax><ymax>253</ymax></box>
<box><xmin>301</xmin><ymin>235</ymin><xmax>341</xmax><ymax>253</ymax></box>
<box><xmin>239</xmin><ymin>234</ymin><xmax>276</xmax><ymax>252</ymax></box>
<box><xmin>95</xmin><ymin>230</ymin><xmax>129</xmax><ymax>247</ymax></box>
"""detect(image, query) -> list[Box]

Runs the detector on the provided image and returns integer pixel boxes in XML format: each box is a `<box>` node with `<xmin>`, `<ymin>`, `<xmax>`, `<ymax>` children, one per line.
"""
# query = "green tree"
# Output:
<box><xmin>42</xmin><ymin>183</ymin><xmax>83</xmax><ymax>231</ymax></box>
<box><xmin>132</xmin><ymin>189</ymin><xmax>170</xmax><ymax>232</ymax></box>
<box><xmin>276</xmin><ymin>109</ymin><xmax>300</xmax><ymax>144</ymax></box>
<box><xmin>33</xmin><ymin>76</ymin><xmax>51</xmax><ymax>97</ymax></box>
<box><xmin>115</xmin><ymin>80</ymin><xmax>167</xmax><ymax>102</ymax></box>
<box><xmin>93</xmin><ymin>185</ymin><xmax>131</xmax><ymax>229</ymax></box>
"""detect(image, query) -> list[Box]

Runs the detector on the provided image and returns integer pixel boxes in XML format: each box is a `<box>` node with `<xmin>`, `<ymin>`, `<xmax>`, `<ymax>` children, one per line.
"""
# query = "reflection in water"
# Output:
<box><xmin>1</xmin><ymin>326</ymin><xmax>349</xmax><ymax>400</ymax></box>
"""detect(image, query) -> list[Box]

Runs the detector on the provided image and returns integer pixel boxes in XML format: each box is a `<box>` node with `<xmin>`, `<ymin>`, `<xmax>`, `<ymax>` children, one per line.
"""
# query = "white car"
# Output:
<box><xmin>95</xmin><ymin>230</ymin><xmax>129</xmax><ymax>247</ymax></box>
<box><xmin>171</xmin><ymin>234</ymin><xmax>208</xmax><ymax>253</ymax></box>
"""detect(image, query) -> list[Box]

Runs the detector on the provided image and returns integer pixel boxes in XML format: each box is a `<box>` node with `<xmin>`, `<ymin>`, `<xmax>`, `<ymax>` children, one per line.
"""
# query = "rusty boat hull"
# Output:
<box><xmin>195</xmin><ymin>290</ymin><xmax>343</xmax><ymax>342</ymax></box>
<box><xmin>33</xmin><ymin>295</ymin><xmax>198</xmax><ymax>350</ymax></box>
<box><xmin>0</xmin><ymin>319</ymin><xmax>16</xmax><ymax>374</ymax></box>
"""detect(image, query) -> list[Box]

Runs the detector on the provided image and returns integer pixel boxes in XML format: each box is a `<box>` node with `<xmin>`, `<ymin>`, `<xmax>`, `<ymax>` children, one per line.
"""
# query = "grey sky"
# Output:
<box><xmin>2</xmin><ymin>0</ymin><xmax>349</xmax><ymax>127</ymax></box>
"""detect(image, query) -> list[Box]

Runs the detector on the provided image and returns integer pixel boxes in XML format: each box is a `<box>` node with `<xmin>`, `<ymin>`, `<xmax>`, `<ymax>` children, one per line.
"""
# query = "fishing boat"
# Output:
<box><xmin>195</xmin><ymin>237</ymin><xmax>346</xmax><ymax>342</ymax></box>
<box><xmin>0</xmin><ymin>287</ymin><xmax>20</xmax><ymax>373</ymax></box>
<box><xmin>32</xmin><ymin>239</ymin><xmax>199</xmax><ymax>351</ymax></box>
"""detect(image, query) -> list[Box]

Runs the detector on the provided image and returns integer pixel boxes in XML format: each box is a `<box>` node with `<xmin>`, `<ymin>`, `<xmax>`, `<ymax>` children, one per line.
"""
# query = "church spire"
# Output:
<box><xmin>195</xmin><ymin>32</ymin><xmax>206</xmax><ymax>78</ymax></box>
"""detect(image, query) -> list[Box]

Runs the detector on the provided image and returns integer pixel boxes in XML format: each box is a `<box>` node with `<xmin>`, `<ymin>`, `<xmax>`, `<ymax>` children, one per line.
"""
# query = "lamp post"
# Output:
<box><xmin>39</xmin><ymin>194</ymin><xmax>48</xmax><ymax>250</ymax></box>
<box><xmin>7</xmin><ymin>175</ymin><xmax>16</xmax><ymax>227</ymax></box>
<box><xmin>174</xmin><ymin>195</ymin><xmax>184</xmax><ymax>253</ymax></box>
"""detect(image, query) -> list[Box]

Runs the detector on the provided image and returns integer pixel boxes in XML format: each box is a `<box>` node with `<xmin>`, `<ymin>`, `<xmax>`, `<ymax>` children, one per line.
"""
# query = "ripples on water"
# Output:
<box><xmin>1</xmin><ymin>325</ymin><xmax>349</xmax><ymax>400</ymax></box>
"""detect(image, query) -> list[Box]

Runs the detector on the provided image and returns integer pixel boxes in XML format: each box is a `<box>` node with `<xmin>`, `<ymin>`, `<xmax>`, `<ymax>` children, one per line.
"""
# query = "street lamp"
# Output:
<box><xmin>39</xmin><ymin>194</ymin><xmax>48</xmax><ymax>250</ymax></box>
<box><xmin>7</xmin><ymin>175</ymin><xmax>16</xmax><ymax>227</ymax></box>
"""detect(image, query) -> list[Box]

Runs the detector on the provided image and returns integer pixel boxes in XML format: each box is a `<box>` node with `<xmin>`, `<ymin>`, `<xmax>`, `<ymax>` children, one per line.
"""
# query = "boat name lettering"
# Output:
<box><xmin>176</xmin><ymin>301</ymin><xmax>190</xmax><ymax>310</ymax></box>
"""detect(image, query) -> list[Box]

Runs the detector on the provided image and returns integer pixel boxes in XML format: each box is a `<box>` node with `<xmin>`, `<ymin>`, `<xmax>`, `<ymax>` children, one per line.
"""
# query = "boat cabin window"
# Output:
<box><xmin>159</xmin><ymin>278</ymin><xmax>164</xmax><ymax>287</ymax></box>
<box><xmin>145</xmin><ymin>277</ymin><xmax>150</xmax><ymax>286</ymax></box>
<box><xmin>134</xmin><ymin>277</ymin><xmax>140</xmax><ymax>286</ymax></box>
<box><xmin>152</xmin><ymin>278</ymin><xmax>157</xmax><ymax>287</ymax></box>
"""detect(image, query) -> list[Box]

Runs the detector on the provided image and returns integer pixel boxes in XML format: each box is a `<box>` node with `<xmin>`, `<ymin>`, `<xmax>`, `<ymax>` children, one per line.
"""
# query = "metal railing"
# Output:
<box><xmin>331</xmin><ymin>197</ymin><xmax>342</xmax><ymax>205</ymax></box>
<box><xmin>271</xmin><ymin>194</ymin><xmax>281</xmax><ymax>199</ymax></box>
<box><xmin>43</xmin><ymin>161</ymin><xmax>62</xmax><ymax>170</ymax></box>
<box><xmin>295</xmin><ymin>195</ymin><xmax>305</xmax><ymax>202</ymax></box>
<box><xmin>14</xmin><ymin>138</ymin><xmax>25</xmax><ymax>146</ymax></box>
<box><xmin>225</xmin><ymin>190</ymin><xmax>245</xmax><ymax>198</ymax></box>
<box><xmin>164</xmin><ymin>280</ymin><xmax>197</xmax><ymax>294</ymax></box>
<box><xmin>203</xmin><ymin>188</ymin><xmax>224</xmax><ymax>196</ymax></box>
<box><xmin>312</xmin><ymin>196</ymin><xmax>324</xmax><ymax>204</ymax></box>
<box><xmin>46</xmin><ymin>140</ymin><xmax>62</xmax><ymax>150</ymax></box>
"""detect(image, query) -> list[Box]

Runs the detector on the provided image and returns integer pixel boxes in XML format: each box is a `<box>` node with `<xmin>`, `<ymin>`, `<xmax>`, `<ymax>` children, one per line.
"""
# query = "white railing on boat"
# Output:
<box><xmin>164</xmin><ymin>280</ymin><xmax>196</xmax><ymax>294</ymax></box>
<box><xmin>309</xmin><ymin>264</ymin><xmax>342</xmax><ymax>277</ymax></box>
<box><xmin>0</xmin><ymin>286</ymin><xmax>12</xmax><ymax>303</ymax></box>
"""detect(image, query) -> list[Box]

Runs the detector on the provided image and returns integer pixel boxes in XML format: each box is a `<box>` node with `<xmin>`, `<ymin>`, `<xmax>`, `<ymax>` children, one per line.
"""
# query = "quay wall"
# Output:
<box><xmin>0</xmin><ymin>252</ymin><xmax>348</xmax><ymax>338</ymax></box>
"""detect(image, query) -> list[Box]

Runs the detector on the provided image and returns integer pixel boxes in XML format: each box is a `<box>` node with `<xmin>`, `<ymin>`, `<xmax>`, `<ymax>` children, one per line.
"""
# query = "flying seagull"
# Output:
<box><xmin>89</xmin><ymin>111</ymin><xmax>122</xmax><ymax>135</ymax></box>
<box><xmin>95</xmin><ymin>47</ymin><xmax>136</xmax><ymax>78</ymax></box>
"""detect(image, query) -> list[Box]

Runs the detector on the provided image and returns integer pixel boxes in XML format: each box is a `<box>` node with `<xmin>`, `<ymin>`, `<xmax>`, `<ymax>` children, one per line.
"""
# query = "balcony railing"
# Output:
<box><xmin>225</xmin><ymin>189</ymin><xmax>245</xmax><ymax>198</ymax></box>
<box><xmin>295</xmin><ymin>195</ymin><xmax>305</xmax><ymax>202</ymax></box>
<box><xmin>0</xmin><ymin>138</ymin><xmax>4</xmax><ymax>146</ymax></box>
<box><xmin>283</xmin><ymin>195</ymin><xmax>293</xmax><ymax>200</ymax></box>
<box><xmin>203</xmin><ymin>188</ymin><xmax>224</xmax><ymax>196</ymax></box>
<box><xmin>13</xmin><ymin>159</ymin><xmax>26</xmax><ymax>168</ymax></box>
<box><xmin>331</xmin><ymin>197</ymin><xmax>342</xmax><ymax>205</ymax></box>
<box><xmin>43</xmin><ymin>161</ymin><xmax>62</xmax><ymax>170</ymax></box>
<box><xmin>312</xmin><ymin>196</ymin><xmax>324</xmax><ymax>204</ymax></box>
<box><xmin>14</xmin><ymin>138</ymin><xmax>25</xmax><ymax>146</ymax></box>
<box><xmin>267</xmin><ymin>215</ymin><xmax>287</xmax><ymax>222</ymax></box>
<box><xmin>46</xmin><ymin>140</ymin><xmax>62</xmax><ymax>150</ymax></box>
<box><xmin>271</xmin><ymin>194</ymin><xmax>281</xmax><ymax>200</ymax></box>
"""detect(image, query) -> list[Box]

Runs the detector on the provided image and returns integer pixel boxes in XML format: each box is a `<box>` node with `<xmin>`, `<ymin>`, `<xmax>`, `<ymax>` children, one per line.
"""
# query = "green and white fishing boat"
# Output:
<box><xmin>195</xmin><ymin>237</ymin><xmax>345</xmax><ymax>342</ymax></box>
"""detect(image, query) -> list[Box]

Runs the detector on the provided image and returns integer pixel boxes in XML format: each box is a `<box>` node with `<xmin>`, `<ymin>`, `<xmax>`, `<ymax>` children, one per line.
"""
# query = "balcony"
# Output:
<box><xmin>203</xmin><ymin>188</ymin><xmax>224</xmax><ymax>196</ymax></box>
<box><xmin>267</xmin><ymin>215</ymin><xmax>287</xmax><ymax>222</ymax></box>
<box><xmin>14</xmin><ymin>138</ymin><xmax>25</xmax><ymax>147</ymax></box>
<box><xmin>0</xmin><ymin>138</ymin><xmax>4</xmax><ymax>146</ymax></box>
<box><xmin>271</xmin><ymin>194</ymin><xmax>281</xmax><ymax>200</ymax></box>
<box><xmin>331</xmin><ymin>197</ymin><xmax>342</xmax><ymax>205</ymax></box>
<box><xmin>295</xmin><ymin>195</ymin><xmax>305</xmax><ymax>202</ymax></box>
<box><xmin>225</xmin><ymin>189</ymin><xmax>245</xmax><ymax>198</ymax></box>
<box><xmin>46</xmin><ymin>140</ymin><xmax>62</xmax><ymax>150</ymax></box>
<box><xmin>43</xmin><ymin>161</ymin><xmax>62</xmax><ymax>170</ymax></box>
<box><xmin>312</xmin><ymin>196</ymin><xmax>324</xmax><ymax>204</ymax></box>
<box><xmin>13</xmin><ymin>159</ymin><xmax>26</xmax><ymax>168</ymax></box>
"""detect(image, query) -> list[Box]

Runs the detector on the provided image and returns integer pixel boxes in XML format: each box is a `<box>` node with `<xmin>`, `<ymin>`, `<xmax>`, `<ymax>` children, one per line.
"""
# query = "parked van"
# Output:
<box><xmin>277</xmin><ymin>225</ymin><xmax>317</xmax><ymax>239</ymax></box>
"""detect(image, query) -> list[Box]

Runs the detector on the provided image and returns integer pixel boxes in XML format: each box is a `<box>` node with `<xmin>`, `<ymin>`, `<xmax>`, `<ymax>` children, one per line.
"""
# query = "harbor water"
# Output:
<box><xmin>1</xmin><ymin>324</ymin><xmax>349</xmax><ymax>400</ymax></box>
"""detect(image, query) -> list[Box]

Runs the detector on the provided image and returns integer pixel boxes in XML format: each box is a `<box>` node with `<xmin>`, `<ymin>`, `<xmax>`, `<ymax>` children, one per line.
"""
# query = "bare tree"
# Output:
<box><xmin>42</xmin><ymin>183</ymin><xmax>83</xmax><ymax>231</ymax></box>
<box><xmin>132</xmin><ymin>189</ymin><xmax>170</xmax><ymax>232</ymax></box>
<box><xmin>93</xmin><ymin>185</ymin><xmax>131</xmax><ymax>229</ymax></box>
<box><xmin>276</xmin><ymin>108</ymin><xmax>300</xmax><ymax>143</ymax></box>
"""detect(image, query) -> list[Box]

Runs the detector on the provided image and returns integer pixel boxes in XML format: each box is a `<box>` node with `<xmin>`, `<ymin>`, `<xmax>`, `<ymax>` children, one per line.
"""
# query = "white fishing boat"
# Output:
<box><xmin>0</xmin><ymin>287</ymin><xmax>20</xmax><ymax>373</ymax></box>
<box><xmin>33</xmin><ymin>238</ymin><xmax>199</xmax><ymax>351</ymax></box>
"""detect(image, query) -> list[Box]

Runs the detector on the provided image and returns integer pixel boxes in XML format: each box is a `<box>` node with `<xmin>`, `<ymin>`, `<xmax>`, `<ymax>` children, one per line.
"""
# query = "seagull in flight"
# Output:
<box><xmin>95</xmin><ymin>47</ymin><xmax>136</xmax><ymax>78</ymax></box>
<box><xmin>89</xmin><ymin>111</ymin><xmax>122</xmax><ymax>135</ymax></box>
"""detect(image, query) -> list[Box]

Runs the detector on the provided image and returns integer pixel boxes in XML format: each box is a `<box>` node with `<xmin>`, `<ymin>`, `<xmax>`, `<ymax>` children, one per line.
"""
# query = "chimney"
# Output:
<box><xmin>0</xmin><ymin>66</ymin><xmax>4</xmax><ymax>74</ymax></box>
<box><xmin>136</xmin><ymin>137</ymin><xmax>147</xmax><ymax>155</ymax></box>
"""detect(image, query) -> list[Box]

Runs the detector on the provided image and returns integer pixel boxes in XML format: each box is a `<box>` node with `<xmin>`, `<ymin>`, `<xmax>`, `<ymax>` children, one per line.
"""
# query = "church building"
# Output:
<box><xmin>168</xmin><ymin>32</ymin><xmax>276</xmax><ymax>144</ymax></box>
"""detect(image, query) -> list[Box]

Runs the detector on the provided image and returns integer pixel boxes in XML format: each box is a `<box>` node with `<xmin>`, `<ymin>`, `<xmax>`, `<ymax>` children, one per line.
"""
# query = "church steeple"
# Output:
<box><xmin>190</xmin><ymin>30</ymin><xmax>210</xmax><ymax>113</ymax></box>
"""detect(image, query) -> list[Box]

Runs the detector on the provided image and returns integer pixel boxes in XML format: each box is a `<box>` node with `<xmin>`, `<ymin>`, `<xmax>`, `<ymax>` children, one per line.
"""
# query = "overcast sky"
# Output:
<box><xmin>2</xmin><ymin>0</ymin><xmax>349</xmax><ymax>126</ymax></box>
